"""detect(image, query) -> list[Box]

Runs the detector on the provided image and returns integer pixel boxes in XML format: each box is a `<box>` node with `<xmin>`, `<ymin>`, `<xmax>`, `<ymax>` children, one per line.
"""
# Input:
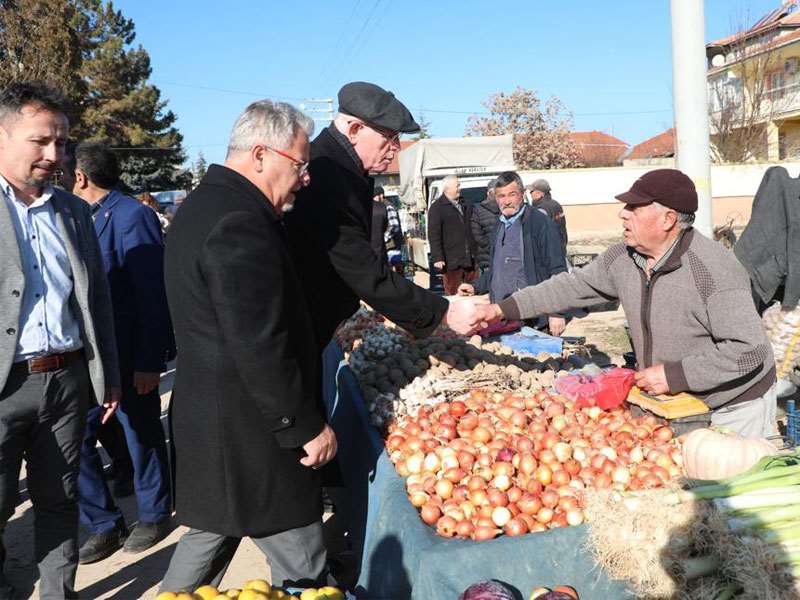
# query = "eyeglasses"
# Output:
<box><xmin>370</xmin><ymin>124</ymin><xmax>401</xmax><ymax>146</ymax></box>
<box><xmin>266</xmin><ymin>146</ymin><xmax>309</xmax><ymax>176</ymax></box>
<box><xmin>350</xmin><ymin>120</ymin><xmax>400</xmax><ymax>146</ymax></box>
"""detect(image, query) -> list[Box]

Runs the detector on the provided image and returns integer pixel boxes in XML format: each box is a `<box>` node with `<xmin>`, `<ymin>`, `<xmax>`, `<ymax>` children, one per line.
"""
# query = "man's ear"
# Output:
<box><xmin>345</xmin><ymin>120</ymin><xmax>362</xmax><ymax>144</ymax></box>
<box><xmin>663</xmin><ymin>208</ymin><xmax>678</xmax><ymax>231</ymax></box>
<box><xmin>251</xmin><ymin>144</ymin><xmax>266</xmax><ymax>173</ymax></box>
<box><xmin>75</xmin><ymin>169</ymin><xmax>88</xmax><ymax>190</ymax></box>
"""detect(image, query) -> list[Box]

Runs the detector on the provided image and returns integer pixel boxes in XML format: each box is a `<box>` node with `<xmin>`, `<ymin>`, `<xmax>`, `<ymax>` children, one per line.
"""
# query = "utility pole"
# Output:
<box><xmin>671</xmin><ymin>0</ymin><xmax>713</xmax><ymax>237</ymax></box>
<box><xmin>301</xmin><ymin>98</ymin><xmax>334</xmax><ymax>127</ymax></box>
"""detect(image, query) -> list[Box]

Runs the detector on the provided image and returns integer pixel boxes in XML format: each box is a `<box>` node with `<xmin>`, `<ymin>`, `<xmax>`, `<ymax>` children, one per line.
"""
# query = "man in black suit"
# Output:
<box><xmin>285</xmin><ymin>81</ymin><xmax>487</xmax><ymax>351</ymax></box>
<box><xmin>160</xmin><ymin>100</ymin><xmax>336</xmax><ymax>592</ymax></box>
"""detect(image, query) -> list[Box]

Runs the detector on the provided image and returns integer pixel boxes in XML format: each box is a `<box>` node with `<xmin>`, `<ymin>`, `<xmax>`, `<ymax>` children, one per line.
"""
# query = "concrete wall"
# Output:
<box><xmin>564</xmin><ymin>195</ymin><xmax>756</xmax><ymax>237</ymax></box>
<box><xmin>518</xmin><ymin>161</ymin><xmax>800</xmax><ymax>208</ymax></box>
<box><xmin>518</xmin><ymin>161</ymin><xmax>800</xmax><ymax>236</ymax></box>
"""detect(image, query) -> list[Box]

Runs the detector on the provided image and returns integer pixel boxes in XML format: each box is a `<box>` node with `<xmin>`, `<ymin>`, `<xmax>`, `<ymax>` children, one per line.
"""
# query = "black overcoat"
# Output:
<box><xmin>285</xmin><ymin>127</ymin><xmax>448</xmax><ymax>350</ymax></box>
<box><xmin>164</xmin><ymin>164</ymin><xmax>325</xmax><ymax>537</ymax></box>
<box><xmin>427</xmin><ymin>195</ymin><xmax>476</xmax><ymax>272</ymax></box>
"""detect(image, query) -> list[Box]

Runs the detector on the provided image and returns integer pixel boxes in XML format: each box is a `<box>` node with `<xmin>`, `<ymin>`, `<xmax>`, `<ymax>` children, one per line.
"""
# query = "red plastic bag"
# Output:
<box><xmin>554</xmin><ymin>367</ymin><xmax>635</xmax><ymax>410</ymax></box>
<box><xmin>593</xmin><ymin>368</ymin><xmax>636</xmax><ymax>409</ymax></box>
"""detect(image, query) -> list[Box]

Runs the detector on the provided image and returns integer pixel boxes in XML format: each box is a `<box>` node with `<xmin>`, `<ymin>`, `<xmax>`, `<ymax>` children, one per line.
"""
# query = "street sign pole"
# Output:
<box><xmin>671</xmin><ymin>0</ymin><xmax>714</xmax><ymax>236</ymax></box>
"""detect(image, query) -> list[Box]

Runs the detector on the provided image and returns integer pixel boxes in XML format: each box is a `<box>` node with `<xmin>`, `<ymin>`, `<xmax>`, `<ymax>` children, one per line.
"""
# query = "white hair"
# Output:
<box><xmin>333</xmin><ymin>112</ymin><xmax>354</xmax><ymax>133</ymax></box>
<box><xmin>441</xmin><ymin>174</ymin><xmax>459</xmax><ymax>194</ymax></box>
<box><xmin>227</xmin><ymin>100</ymin><xmax>314</xmax><ymax>157</ymax></box>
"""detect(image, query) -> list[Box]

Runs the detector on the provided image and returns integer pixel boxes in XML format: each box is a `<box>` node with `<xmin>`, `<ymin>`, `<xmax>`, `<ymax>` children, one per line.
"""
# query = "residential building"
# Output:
<box><xmin>706</xmin><ymin>0</ymin><xmax>800</xmax><ymax>161</ymax></box>
<box><xmin>568</xmin><ymin>131</ymin><xmax>629</xmax><ymax>167</ymax></box>
<box><xmin>623</xmin><ymin>128</ymin><xmax>676</xmax><ymax>167</ymax></box>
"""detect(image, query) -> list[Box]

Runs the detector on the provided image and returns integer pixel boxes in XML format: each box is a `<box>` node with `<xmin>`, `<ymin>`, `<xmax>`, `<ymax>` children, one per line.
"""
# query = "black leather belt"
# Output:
<box><xmin>12</xmin><ymin>349</ymin><xmax>84</xmax><ymax>375</ymax></box>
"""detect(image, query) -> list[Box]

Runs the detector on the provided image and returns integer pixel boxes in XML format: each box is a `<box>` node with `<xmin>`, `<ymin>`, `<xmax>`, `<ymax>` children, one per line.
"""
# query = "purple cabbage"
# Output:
<box><xmin>458</xmin><ymin>580</ymin><xmax>515</xmax><ymax>600</ymax></box>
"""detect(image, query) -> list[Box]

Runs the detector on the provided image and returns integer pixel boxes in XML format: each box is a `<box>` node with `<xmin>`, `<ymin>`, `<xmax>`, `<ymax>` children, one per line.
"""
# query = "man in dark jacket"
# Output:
<box><xmin>734</xmin><ymin>165</ymin><xmax>800</xmax><ymax>313</ymax></box>
<box><xmin>159</xmin><ymin>100</ymin><xmax>336</xmax><ymax>593</ymax></box>
<box><xmin>285</xmin><ymin>82</ymin><xmax>487</xmax><ymax>352</ymax></box>
<box><xmin>471</xmin><ymin>179</ymin><xmax>499</xmax><ymax>271</ymax></box>
<box><xmin>65</xmin><ymin>142</ymin><xmax>174</xmax><ymax>564</ymax></box>
<box><xmin>428</xmin><ymin>175</ymin><xmax>477</xmax><ymax>295</ymax></box>
<box><xmin>459</xmin><ymin>172</ymin><xmax>568</xmax><ymax>335</ymax></box>
<box><xmin>529</xmin><ymin>179</ymin><xmax>568</xmax><ymax>254</ymax></box>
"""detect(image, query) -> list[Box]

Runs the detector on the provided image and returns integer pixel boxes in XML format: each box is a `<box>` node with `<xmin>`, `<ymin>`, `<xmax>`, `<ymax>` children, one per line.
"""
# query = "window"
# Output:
<box><xmin>769</xmin><ymin>71</ymin><xmax>785</xmax><ymax>101</ymax></box>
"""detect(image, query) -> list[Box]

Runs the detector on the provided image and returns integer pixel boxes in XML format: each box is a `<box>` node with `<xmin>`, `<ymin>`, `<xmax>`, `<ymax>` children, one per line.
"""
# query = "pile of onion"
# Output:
<box><xmin>386</xmin><ymin>388</ymin><xmax>682</xmax><ymax>541</ymax></box>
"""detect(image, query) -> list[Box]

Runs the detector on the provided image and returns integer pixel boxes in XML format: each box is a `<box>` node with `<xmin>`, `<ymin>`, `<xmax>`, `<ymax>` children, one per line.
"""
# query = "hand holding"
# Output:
<box><xmin>457</xmin><ymin>283</ymin><xmax>475</xmax><ymax>296</ymax></box>
<box><xmin>133</xmin><ymin>371</ymin><xmax>161</xmax><ymax>395</ymax></box>
<box><xmin>548</xmin><ymin>316</ymin><xmax>566</xmax><ymax>337</ymax></box>
<box><xmin>634</xmin><ymin>364</ymin><xmax>669</xmax><ymax>395</ymax></box>
<box><xmin>300</xmin><ymin>424</ymin><xmax>338</xmax><ymax>469</ymax></box>
<box><xmin>101</xmin><ymin>387</ymin><xmax>121</xmax><ymax>424</ymax></box>
<box><xmin>444</xmin><ymin>296</ymin><xmax>490</xmax><ymax>335</ymax></box>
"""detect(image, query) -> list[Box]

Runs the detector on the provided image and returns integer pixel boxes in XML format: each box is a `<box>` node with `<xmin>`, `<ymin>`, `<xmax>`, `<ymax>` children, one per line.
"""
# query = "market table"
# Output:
<box><xmin>322</xmin><ymin>343</ymin><xmax>633</xmax><ymax>600</ymax></box>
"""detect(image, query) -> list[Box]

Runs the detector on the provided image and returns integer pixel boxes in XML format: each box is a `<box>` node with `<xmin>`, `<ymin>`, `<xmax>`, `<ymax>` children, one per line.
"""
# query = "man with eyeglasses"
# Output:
<box><xmin>458</xmin><ymin>171</ymin><xmax>568</xmax><ymax>336</ymax></box>
<box><xmin>159</xmin><ymin>99</ymin><xmax>337</xmax><ymax>593</ymax></box>
<box><xmin>285</xmin><ymin>81</ymin><xmax>488</xmax><ymax>356</ymax></box>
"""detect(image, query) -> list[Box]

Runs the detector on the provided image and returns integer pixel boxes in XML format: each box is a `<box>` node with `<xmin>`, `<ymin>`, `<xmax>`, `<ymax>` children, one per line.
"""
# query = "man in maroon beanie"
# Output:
<box><xmin>471</xmin><ymin>169</ymin><xmax>777</xmax><ymax>436</ymax></box>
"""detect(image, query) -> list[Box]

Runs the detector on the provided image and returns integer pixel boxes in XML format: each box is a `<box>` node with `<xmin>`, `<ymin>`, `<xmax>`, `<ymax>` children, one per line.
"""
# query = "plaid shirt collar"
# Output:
<box><xmin>631</xmin><ymin>230</ymin><xmax>685</xmax><ymax>276</ymax></box>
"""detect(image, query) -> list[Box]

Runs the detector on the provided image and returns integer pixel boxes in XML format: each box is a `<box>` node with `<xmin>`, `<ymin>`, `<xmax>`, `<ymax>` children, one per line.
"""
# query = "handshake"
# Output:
<box><xmin>443</xmin><ymin>294</ymin><xmax>504</xmax><ymax>335</ymax></box>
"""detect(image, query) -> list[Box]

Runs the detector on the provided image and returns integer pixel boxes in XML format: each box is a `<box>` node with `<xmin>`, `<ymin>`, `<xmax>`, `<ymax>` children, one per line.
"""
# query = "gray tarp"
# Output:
<box><xmin>398</xmin><ymin>135</ymin><xmax>515</xmax><ymax>211</ymax></box>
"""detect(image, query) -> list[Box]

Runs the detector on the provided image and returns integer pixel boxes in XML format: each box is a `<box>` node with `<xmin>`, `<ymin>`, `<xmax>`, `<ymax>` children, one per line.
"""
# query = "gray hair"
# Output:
<box><xmin>227</xmin><ymin>100</ymin><xmax>314</xmax><ymax>157</ymax></box>
<box><xmin>441</xmin><ymin>174</ymin><xmax>459</xmax><ymax>193</ymax></box>
<box><xmin>655</xmin><ymin>201</ymin><xmax>695</xmax><ymax>230</ymax></box>
<box><xmin>486</xmin><ymin>178</ymin><xmax>497</xmax><ymax>199</ymax></box>
<box><xmin>494</xmin><ymin>171</ymin><xmax>525</xmax><ymax>194</ymax></box>
<box><xmin>676</xmin><ymin>210</ymin><xmax>695</xmax><ymax>230</ymax></box>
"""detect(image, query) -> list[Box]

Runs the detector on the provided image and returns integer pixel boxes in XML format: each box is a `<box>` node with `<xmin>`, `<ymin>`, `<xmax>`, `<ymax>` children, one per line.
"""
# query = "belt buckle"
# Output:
<box><xmin>28</xmin><ymin>354</ymin><xmax>64</xmax><ymax>373</ymax></box>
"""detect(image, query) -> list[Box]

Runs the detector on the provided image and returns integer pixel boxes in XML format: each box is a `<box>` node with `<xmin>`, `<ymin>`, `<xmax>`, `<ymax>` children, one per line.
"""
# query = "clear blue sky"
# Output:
<box><xmin>113</xmin><ymin>0</ymin><xmax>783</xmax><ymax>167</ymax></box>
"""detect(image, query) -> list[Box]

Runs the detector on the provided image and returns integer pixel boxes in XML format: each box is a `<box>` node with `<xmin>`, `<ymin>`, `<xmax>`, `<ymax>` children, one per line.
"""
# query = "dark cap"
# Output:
<box><xmin>615</xmin><ymin>169</ymin><xmax>698</xmax><ymax>213</ymax></box>
<box><xmin>373</xmin><ymin>185</ymin><xmax>385</xmax><ymax>196</ymax></box>
<box><xmin>527</xmin><ymin>178</ymin><xmax>550</xmax><ymax>193</ymax></box>
<box><xmin>338</xmin><ymin>81</ymin><xmax>420</xmax><ymax>133</ymax></box>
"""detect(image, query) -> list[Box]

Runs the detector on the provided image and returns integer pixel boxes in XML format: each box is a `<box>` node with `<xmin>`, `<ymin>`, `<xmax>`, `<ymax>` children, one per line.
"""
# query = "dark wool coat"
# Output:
<box><xmin>470</xmin><ymin>197</ymin><xmax>500</xmax><ymax>270</ymax></box>
<box><xmin>734</xmin><ymin>166</ymin><xmax>800</xmax><ymax>310</ymax></box>
<box><xmin>164</xmin><ymin>165</ymin><xmax>325</xmax><ymax>537</ymax></box>
<box><xmin>285</xmin><ymin>127</ymin><xmax>448</xmax><ymax>350</ymax></box>
<box><xmin>427</xmin><ymin>195</ymin><xmax>476</xmax><ymax>272</ymax></box>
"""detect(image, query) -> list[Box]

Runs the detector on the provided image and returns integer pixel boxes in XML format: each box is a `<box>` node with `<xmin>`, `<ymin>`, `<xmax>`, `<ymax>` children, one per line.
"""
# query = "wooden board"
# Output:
<box><xmin>626</xmin><ymin>386</ymin><xmax>710</xmax><ymax>419</ymax></box>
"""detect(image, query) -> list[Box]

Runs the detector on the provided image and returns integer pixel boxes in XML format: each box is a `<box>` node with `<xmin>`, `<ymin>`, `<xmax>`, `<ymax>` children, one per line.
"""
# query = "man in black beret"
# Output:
<box><xmin>285</xmin><ymin>81</ymin><xmax>487</xmax><ymax>354</ymax></box>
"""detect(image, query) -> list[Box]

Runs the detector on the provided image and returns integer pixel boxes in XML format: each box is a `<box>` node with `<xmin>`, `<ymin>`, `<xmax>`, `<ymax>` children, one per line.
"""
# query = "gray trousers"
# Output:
<box><xmin>0</xmin><ymin>359</ymin><xmax>90</xmax><ymax>600</ymax></box>
<box><xmin>160</xmin><ymin>521</ymin><xmax>327</xmax><ymax>594</ymax></box>
<box><xmin>711</xmin><ymin>383</ymin><xmax>778</xmax><ymax>438</ymax></box>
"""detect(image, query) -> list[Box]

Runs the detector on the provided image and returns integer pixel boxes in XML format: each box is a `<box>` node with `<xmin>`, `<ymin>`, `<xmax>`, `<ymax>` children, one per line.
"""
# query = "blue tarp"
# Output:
<box><xmin>321</xmin><ymin>343</ymin><xmax>632</xmax><ymax>600</ymax></box>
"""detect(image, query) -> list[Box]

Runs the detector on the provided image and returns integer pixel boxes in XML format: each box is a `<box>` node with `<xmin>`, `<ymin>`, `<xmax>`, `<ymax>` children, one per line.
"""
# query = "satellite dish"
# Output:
<box><xmin>711</xmin><ymin>54</ymin><xmax>726</xmax><ymax>68</ymax></box>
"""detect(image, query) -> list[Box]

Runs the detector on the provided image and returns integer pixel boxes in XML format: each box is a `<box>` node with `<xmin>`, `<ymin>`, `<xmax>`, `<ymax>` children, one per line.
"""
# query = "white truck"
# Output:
<box><xmin>398</xmin><ymin>134</ymin><xmax>515</xmax><ymax>270</ymax></box>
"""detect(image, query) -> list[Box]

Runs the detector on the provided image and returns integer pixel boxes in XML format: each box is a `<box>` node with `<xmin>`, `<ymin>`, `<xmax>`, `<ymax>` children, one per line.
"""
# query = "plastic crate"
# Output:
<box><xmin>786</xmin><ymin>399</ymin><xmax>800</xmax><ymax>446</ymax></box>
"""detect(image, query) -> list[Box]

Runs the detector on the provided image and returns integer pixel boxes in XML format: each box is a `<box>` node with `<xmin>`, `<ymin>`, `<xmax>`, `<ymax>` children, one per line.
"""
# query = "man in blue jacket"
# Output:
<box><xmin>65</xmin><ymin>143</ymin><xmax>174</xmax><ymax>563</ymax></box>
<box><xmin>458</xmin><ymin>171</ymin><xmax>568</xmax><ymax>335</ymax></box>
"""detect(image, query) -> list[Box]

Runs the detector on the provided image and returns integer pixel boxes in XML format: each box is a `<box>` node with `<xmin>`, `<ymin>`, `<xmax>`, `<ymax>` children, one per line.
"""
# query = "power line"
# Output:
<box><xmin>154</xmin><ymin>79</ymin><xmax>671</xmax><ymax>118</ymax></box>
<box><xmin>329</xmin><ymin>0</ymin><xmax>383</xmax><ymax>85</ymax></box>
<box><xmin>155</xmin><ymin>80</ymin><xmax>308</xmax><ymax>101</ymax></box>
<box><xmin>317</xmin><ymin>0</ymin><xmax>363</xmax><ymax>82</ymax></box>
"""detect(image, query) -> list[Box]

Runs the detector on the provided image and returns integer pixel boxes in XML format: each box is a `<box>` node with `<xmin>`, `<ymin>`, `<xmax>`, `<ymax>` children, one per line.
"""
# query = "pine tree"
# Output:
<box><xmin>0</xmin><ymin>0</ymin><xmax>186</xmax><ymax>190</ymax></box>
<box><xmin>192</xmin><ymin>151</ymin><xmax>207</xmax><ymax>187</ymax></box>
